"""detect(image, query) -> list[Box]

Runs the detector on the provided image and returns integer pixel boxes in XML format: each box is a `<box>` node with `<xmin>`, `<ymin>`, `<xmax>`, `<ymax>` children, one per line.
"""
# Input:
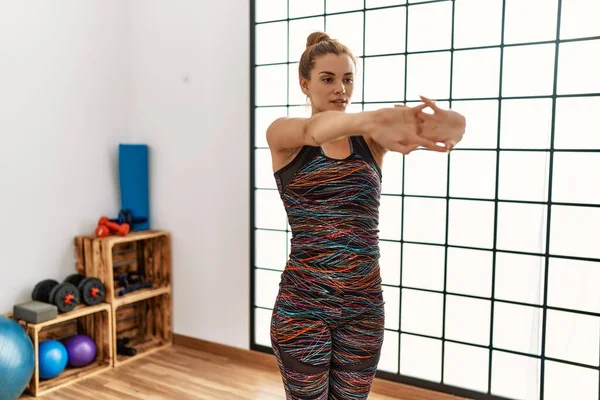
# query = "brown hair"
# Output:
<box><xmin>299</xmin><ymin>31</ymin><xmax>357</xmax><ymax>80</ymax></box>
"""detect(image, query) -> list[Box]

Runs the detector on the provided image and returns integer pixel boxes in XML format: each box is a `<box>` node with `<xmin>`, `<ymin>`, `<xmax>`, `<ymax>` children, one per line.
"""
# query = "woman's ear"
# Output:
<box><xmin>299</xmin><ymin>77</ymin><xmax>309</xmax><ymax>96</ymax></box>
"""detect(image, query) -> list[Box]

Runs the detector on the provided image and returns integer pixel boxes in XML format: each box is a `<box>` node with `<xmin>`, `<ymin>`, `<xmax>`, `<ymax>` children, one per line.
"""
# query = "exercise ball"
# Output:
<box><xmin>63</xmin><ymin>334</ymin><xmax>96</xmax><ymax>367</ymax></box>
<box><xmin>38</xmin><ymin>339</ymin><xmax>68</xmax><ymax>379</ymax></box>
<box><xmin>0</xmin><ymin>315</ymin><xmax>35</xmax><ymax>400</ymax></box>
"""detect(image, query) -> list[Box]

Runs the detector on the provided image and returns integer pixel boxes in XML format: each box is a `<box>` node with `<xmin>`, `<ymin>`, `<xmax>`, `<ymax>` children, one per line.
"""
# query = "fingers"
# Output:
<box><xmin>419</xmin><ymin>95</ymin><xmax>441</xmax><ymax>112</ymax></box>
<box><xmin>387</xmin><ymin>136</ymin><xmax>449</xmax><ymax>155</ymax></box>
<box><xmin>445</xmin><ymin>140</ymin><xmax>456</xmax><ymax>150</ymax></box>
<box><xmin>414</xmin><ymin>136</ymin><xmax>449</xmax><ymax>153</ymax></box>
<box><xmin>387</xmin><ymin>142</ymin><xmax>419</xmax><ymax>155</ymax></box>
<box><xmin>417</xmin><ymin>110</ymin><xmax>435</xmax><ymax>121</ymax></box>
<box><xmin>416</xmin><ymin>120</ymin><xmax>424</xmax><ymax>135</ymax></box>
<box><xmin>410</xmin><ymin>103</ymin><xmax>428</xmax><ymax>113</ymax></box>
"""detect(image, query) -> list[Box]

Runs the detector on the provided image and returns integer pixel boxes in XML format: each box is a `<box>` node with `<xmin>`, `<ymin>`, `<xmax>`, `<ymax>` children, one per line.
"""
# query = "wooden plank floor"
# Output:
<box><xmin>21</xmin><ymin>344</ymin><xmax>464</xmax><ymax>399</ymax></box>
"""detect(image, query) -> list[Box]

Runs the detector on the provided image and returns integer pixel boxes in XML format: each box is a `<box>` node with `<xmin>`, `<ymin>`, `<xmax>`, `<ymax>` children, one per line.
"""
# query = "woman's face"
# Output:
<box><xmin>300</xmin><ymin>53</ymin><xmax>355</xmax><ymax>114</ymax></box>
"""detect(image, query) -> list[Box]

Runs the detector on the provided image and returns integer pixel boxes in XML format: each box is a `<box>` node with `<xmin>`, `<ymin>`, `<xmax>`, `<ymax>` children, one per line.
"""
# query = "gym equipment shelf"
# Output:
<box><xmin>112</xmin><ymin>290</ymin><xmax>172</xmax><ymax>367</ymax></box>
<box><xmin>74</xmin><ymin>229</ymin><xmax>171</xmax><ymax>305</ymax></box>
<box><xmin>1</xmin><ymin>230</ymin><xmax>172</xmax><ymax>397</ymax></box>
<box><xmin>73</xmin><ymin>229</ymin><xmax>173</xmax><ymax>368</ymax></box>
<box><xmin>113</xmin><ymin>283</ymin><xmax>171</xmax><ymax>307</ymax></box>
<box><xmin>20</xmin><ymin>303</ymin><xmax>113</xmax><ymax>397</ymax></box>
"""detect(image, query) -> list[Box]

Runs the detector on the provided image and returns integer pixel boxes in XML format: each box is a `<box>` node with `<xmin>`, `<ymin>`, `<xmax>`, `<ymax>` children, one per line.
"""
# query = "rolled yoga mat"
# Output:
<box><xmin>118</xmin><ymin>144</ymin><xmax>150</xmax><ymax>231</ymax></box>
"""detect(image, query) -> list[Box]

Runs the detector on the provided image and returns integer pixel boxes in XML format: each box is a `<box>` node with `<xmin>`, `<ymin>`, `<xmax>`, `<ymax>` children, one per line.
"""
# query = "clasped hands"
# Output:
<box><xmin>378</xmin><ymin>95</ymin><xmax>466</xmax><ymax>155</ymax></box>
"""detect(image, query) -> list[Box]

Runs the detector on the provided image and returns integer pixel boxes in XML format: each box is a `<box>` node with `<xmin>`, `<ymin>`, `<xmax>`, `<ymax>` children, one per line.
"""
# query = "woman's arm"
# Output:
<box><xmin>266</xmin><ymin>110</ymin><xmax>381</xmax><ymax>172</ymax></box>
<box><xmin>266</xmin><ymin>106</ymin><xmax>448</xmax><ymax>172</ymax></box>
<box><xmin>266</xmin><ymin>110</ymin><xmax>378</xmax><ymax>151</ymax></box>
<box><xmin>267</xmin><ymin>106</ymin><xmax>447</xmax><ymax>153</ymax></box>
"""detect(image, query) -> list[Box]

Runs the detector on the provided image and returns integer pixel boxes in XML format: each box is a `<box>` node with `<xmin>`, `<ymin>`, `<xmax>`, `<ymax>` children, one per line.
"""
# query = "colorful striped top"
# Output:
<box><xmin>274</xmin><ymin>135</ymin><xmax>383</xmax><ymax>296</ymax></box>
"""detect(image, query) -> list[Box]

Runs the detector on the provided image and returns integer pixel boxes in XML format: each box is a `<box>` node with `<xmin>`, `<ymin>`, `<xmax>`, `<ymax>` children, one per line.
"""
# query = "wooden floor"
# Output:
<box><xmin>21</xmin><ymin>342</ymin><xmax>464</xmax><ymax>400</ymax></box>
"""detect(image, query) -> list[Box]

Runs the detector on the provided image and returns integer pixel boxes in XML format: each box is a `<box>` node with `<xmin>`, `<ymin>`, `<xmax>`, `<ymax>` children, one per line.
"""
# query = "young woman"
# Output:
<box><xmin>267</xmin><ymin>31</ymin><xmax>465</xmax><ymax>400</ymax></box>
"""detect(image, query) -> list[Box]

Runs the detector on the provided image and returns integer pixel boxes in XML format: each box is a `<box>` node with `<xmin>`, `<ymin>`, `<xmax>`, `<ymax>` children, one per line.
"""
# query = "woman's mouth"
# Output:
<box><xmin>331</xmin><ymin>99</ymin><xmax>347</xmax><ymax>104</ymax></box>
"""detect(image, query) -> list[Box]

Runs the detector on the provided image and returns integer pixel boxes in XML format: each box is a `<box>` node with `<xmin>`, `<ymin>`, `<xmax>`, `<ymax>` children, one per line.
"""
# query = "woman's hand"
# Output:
<box><xmin>416</xmin><ymin>95</ymin><xmax>466</xmax><ymax>151</ymax></box>
<box><xmin>369</xmin><ymin>104</ymin><xmax>448</xmax><ymax>155</ymax></box>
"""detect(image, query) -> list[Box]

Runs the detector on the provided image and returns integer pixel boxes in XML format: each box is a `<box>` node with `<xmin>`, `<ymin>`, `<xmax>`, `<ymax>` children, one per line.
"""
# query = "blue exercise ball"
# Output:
<box><xmin>0</xmin><ymin>315</ymin><xmax>35</xmax><ymax>400</ymax></box>
<box><xmin>39</xmin><ymin>339</ymin><xmax>68</xmax><ymax>380</ymax></box>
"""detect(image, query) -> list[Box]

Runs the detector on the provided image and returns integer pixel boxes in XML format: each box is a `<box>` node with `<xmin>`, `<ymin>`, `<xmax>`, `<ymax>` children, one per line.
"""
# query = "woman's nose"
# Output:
<box><xmin>335</xmin><ymin>84</ymin><xmax>346</xmax><ymax>94</ymax></box>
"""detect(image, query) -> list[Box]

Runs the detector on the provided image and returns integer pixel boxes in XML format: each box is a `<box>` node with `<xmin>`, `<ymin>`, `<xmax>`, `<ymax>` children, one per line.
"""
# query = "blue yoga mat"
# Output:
<box><xmin>118</xmin><ymin>144</ymin><xmax>150</xmax><ymax>231</ymax></box>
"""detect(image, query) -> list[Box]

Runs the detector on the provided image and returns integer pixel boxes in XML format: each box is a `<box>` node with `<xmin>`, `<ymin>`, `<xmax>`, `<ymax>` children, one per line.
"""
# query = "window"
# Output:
<box><xmin>250</xmin><ymin>1</ymin><xmax>600</xmax><ymax>399</ymax></box>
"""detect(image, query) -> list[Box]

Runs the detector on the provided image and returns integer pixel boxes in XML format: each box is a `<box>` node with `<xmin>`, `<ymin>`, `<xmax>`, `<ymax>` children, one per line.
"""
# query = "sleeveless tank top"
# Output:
<box><xmin>274</xmin><ymin>135</ymin><xmax>383</xmax><ymax>296</ymax></box>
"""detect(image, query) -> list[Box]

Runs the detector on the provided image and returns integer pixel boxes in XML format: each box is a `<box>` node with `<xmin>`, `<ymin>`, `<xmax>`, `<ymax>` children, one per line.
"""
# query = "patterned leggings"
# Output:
<box><xmin>270</xmin><ymin>285</ymin><xmax>385</xmax><ymax>400</ymax></box>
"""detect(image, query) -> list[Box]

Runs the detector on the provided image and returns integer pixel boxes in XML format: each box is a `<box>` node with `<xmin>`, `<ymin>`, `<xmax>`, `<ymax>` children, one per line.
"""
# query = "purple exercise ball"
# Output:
<box><xmin>63</xmin><ymin>334</ymin><xmax>97</xmax><ymax>367</ymax></box>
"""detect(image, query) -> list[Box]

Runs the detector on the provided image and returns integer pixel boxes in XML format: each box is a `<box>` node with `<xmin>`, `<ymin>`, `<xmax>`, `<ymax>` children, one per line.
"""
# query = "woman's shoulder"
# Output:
<box><xmin>355</xmin><ymin>134</ymin><xmax>385</xmax><ymax>171</ymax></box>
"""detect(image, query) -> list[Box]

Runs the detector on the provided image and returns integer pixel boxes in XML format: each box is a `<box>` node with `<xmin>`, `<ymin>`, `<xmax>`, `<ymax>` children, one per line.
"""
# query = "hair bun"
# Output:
<box><xmin>306</xmin><ymin>31</ymin><xmax>331</xmax><ymax>48</ymax></box>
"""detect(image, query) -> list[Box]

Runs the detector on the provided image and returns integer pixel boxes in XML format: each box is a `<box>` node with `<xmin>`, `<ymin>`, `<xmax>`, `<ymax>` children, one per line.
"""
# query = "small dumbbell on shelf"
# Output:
<box><xmin>95</xmin><ymin>216</ymin><xmax>130</xmax><ymax>238</ymax></box>
<box><xmin>32</xmin><ymin>280</ymin><xmax>80</xmax><ymax>313</ymax></box>
<box><xmin>31</xmin><ymin>274</ymin><xmax>107</xmax><ymax>313</ymax></box>
<box><xmin>117</xmin><ymin>337</ymin><xmax>137</xmax><ymax>356</ymax></box>
<box><xmin>114</xmin><ymin>271</ymin><xmax>153</xmax><ymax>296</ymax></box>
<box><xmin>64</xmin><ymin>274</ymin><xmax>106</xmax><ymax>306</ymax></box>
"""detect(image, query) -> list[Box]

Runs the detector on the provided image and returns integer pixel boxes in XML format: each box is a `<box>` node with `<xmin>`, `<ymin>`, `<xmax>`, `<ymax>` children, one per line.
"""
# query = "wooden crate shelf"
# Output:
<box><xmin>114</xmin><ymin>284</ymin><xmax>171</xmax><ymax>307</ymax></box>
<box><xmin>112</xmin><ymin>290</ymin><xmax>172</xmax><ymax>367</ymax></box>
<box><xmin>23</xmin><ymin>303</ymin><xmax>113</xmax><ymax>397</ymax></box>
<box><xmin>74</xmin><ymin>230</ymin><xmax>171</xmax><ymax>305</ymax></box>
<box><xmin>1</xmin><ymin>229</ymin><xmax>173</xmax><ymax>396</ymax></box>
<box><xmin>74</xmin><ymin>229</ymin><xmax>173</xmax><ymax>369</ymax></box>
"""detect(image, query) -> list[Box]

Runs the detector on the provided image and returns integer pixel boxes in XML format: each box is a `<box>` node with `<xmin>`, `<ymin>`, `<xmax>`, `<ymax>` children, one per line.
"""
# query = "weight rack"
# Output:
<box><xmin>8</xmin><ymin>230</ymin><xmax>173</xmax><ymax>397</ymax></box>
<box><xmin>74</xmin><ymin>229</ymin><xmax>173</xmax><ymax>367</ymax></box>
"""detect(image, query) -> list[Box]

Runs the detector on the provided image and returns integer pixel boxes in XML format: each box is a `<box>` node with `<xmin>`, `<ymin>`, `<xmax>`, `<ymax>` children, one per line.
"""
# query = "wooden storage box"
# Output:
<box><xmin>25</xmin><ymin>303</ymin><xmax>113</xmax><ymax>397</ymax></box>
<box><xmin>112</xmin><ymin>290</ymin><xmax>172</xmax><ymax>367</ymax></box>
<box><xmin>74</xmin><ymin>230</ymin><xmax>171</xmax><ymax>306</ymax></box>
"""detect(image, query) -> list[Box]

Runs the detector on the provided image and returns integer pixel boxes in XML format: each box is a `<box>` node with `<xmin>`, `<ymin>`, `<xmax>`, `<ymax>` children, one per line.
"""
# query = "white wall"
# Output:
<box><xmin>0</xmin><ymin>2</ymin><xmax>132</xmax><ymax>312</ymax></box>
<box><xmin>0</xmin><ymin>0</ymin><xmax>249</xmax><ymax>350</ymax></box>
<box><xmin>130</xmin><ymin>0</ymin><xmax>250</xmax><ymax>349</ymax></box>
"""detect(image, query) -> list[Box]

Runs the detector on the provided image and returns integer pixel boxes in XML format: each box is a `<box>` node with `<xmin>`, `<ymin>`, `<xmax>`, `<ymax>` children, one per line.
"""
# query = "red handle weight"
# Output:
<box><xmin>97</xmin><ymin>217</ymin><xmax>130</xmax><ymax>236</ymax></box>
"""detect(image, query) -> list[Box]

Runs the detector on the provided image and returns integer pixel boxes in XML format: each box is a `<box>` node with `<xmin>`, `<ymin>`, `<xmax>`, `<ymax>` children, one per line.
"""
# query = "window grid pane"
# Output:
<box><xmin>251</xmin><ymin>1</ymin><xmax>600</xmax><ymax>399</ymax></box>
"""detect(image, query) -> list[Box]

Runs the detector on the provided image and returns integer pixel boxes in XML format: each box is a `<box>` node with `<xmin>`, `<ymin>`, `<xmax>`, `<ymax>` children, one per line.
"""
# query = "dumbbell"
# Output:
<box><xmin>95</xmin><ymin>216</ymin><xmax>130</xmax><ymax>238</ymax></box>
<box><xmin>64</xmin><ymin>274</ymin><xmax>106</xmax><ymax>306</ymax></box>
<box><xmin>111</xmin><ymin>209</ymin><xmax>147</xmax><ymax>225</ymax></box>
<box><xmin>114</xmin><ymin>272</ymin><xmax>153</xmax><ymax>296</ymax></box>
<box><xmin>32</xmin><ymin>279</ymin><xmax>80</xmax><ymax>313</ymax></box>
<box><xmin>117</xmin><ymin>337</ymin><xmax>137</xmax><ymax>356</ymax></box>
